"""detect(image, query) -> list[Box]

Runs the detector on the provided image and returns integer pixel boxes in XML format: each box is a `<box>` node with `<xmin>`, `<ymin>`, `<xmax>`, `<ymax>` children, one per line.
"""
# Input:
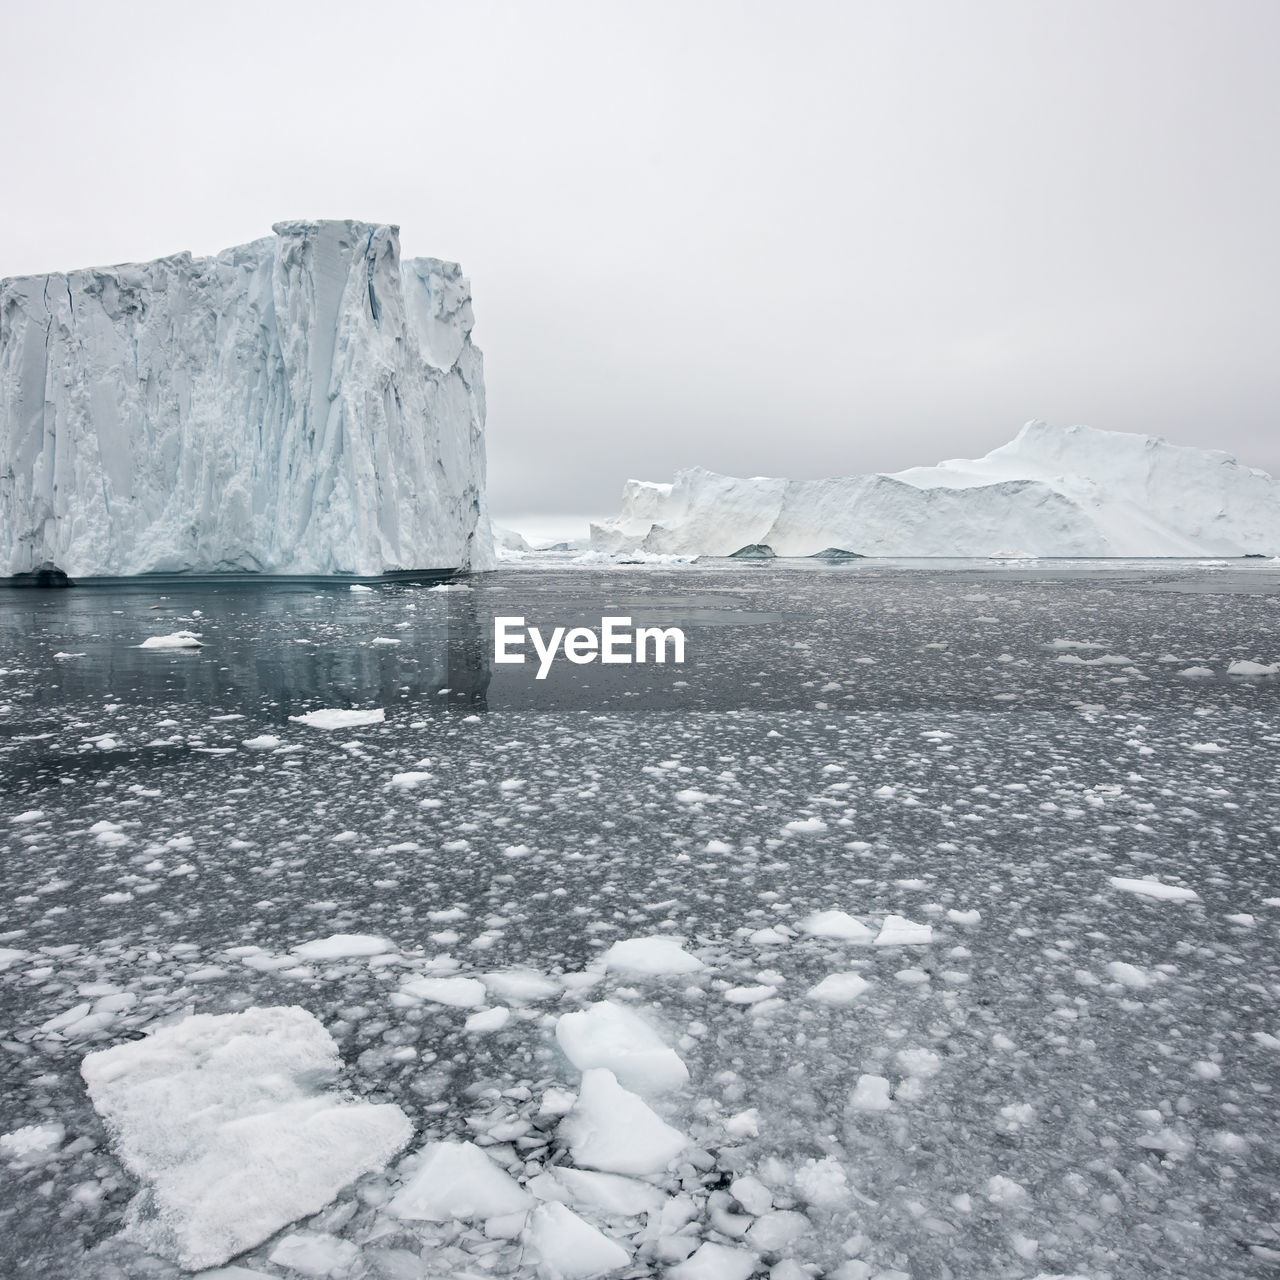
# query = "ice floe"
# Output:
<box><xmin>79</xmin><ymin>1006</ymin><xmax>411</xmax><ymax>1269</ymax></box>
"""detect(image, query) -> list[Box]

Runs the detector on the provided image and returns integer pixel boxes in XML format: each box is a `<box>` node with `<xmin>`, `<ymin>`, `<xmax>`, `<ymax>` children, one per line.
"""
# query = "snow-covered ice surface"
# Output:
<box><xmin>79</xmin><ymin>1006</ymin><xmax>411</xmax><ymax>1268</ymax></box>
<box><xmin>1</xmin><ymin>563</ymin><xmax>1279</xmax><ymax>1278</ymax></box>
<box><xmin>0</xmin><ymin>220</ymin><xmax>492</xmax><ymax>577</ymax></box>
<box><xmin>589</xmin><ymin>422</ymin><xmax>1280</xmax><ymax>558</ymax></box>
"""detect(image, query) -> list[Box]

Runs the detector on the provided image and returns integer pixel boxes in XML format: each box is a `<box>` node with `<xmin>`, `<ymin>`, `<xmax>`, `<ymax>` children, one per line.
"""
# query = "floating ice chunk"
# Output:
<box><xmin>400</xmin><ymin>975</ymin><xmax>487</xmax><ymax>1007</ymax></box>
<box><xmin>0</xmin><ymin>1122</ymin><xmax>65</xmax><ymax>1162</ymax></box>
<box><xmin>292</xmin><ymin>934</ymin><xmax>394</xmax><ymax>960</ymax></box>
<box><xmin>1105</xmin><ymin>961</ymin><xmax>1153</xmax><ymax>988</ymax></box>
<box><xmin>560</xmin><ymin>1068</ymin><xmax>687</xmax><ymax>1175</ymax></box>
<box><xmin>465</xmin><ymin>1006</ymin><xmax>510</xmax><ymax>1033</ymax></box>
<box><xmin>668</xmin><ymin>1242</ymin><xmax>759</xmax><ymax>1280</ymax></box>
<box><xmin>528</xmin><ymin>1166</ymin><xmax>664</xmax><ymax>1216</ymax></box>
<box><xmin>388</xmin><ymin>1140</ymin><xmax>533</xmax><ymax>1221</ymax></box>
<box><xmin>675</xmin><ymin>789</ymin><xmax>717</xmax><ymax>804</ymax></box>
<box><xmin>783</xmin><ymin>818</ymin><xmax>827</xmax><ymax>834</ymax></box>
<box><xmin>724</xmin><ymin>984</ymin><xmax>778</xmax><ymax>1004</ymax></box>
<box><xmin>9</xmin><ymin>809</ymin><xmax>44</xmax><ymax>823</ymax></box>
<box><xmin>946</xmin><ymin>908</ymin><xmax>981</xmax><ymax>925</ymax></box>
<box><xmin>556</xmin><ymin>1001</ymin><xmax>689</xmax><ymax>1094</ymax></box>
<box><xmin>40</xmin><ymin>1001</ymin><xmax>93</xmax><ymax>1034</ymax></box>
<box><xmin>523</xmin><ymin>1201</ymin><xmax>631</xmax><ymax>1278</ymax></box>
<box><xmin>0</xmin><ymin>948</ymin><xmax>27</xmax><ymax>968</ymax></box>
<box><xmin>793</xmin><ymin>1156</ymin><xmax>850</xmax><ymax>1207</ymax></box>
<box><xmin>724</xmin><ymin>1108</ymin><xmax>760</xmax><ymax>1138</ymax></box>
<box><xmin>1056</xmin><ymin>652</ymin><xmax>1131</xmax><ymax>666</ymax></box>
<box><xmin>595</xmin><ymin>936</ymin><xmax>705</xmax><ymax>976</ymax></box>
<box><xmin>748</xmin><ymin>927</ymin><xmax>792</xmax><ymax>947</ymax></box>
<box><xmin>986</xmin><ymin>1174</ymin><xmax>1028</xmax><ymax>1205</ymax></box>
<box><xmin>539</xmin><ymin>1087</ymin><xmax>579</xmax><ymax>1118</ymax></box>
<box><xmin>267</xmin><ymin>1231</ymin><xmax>361</xmax><ymax>1276</ymax></box>
<box><xmin>483</xmin><ymin>969</ymin><xmax>563</xmax><ymax>1003</ymax></box>
<box><xmin>289</xmin><ymin>708</ymin><xmax>385</xmax><ymax>730</ymax></box>
<box><xmin>874</xmin><ymin>915</ymin><xmax>933</xmax><ymax>946</ymax></box>
<box><xmin>1108</xmin><ymin>876</ymin><xmax>1199</xmax><ymax>902</ymax></box>
<box><xmin>896</xmin><ymin>1048</ymin><xmax>942</xmax><ymax>1077</ymax></box>
<box><xmin>746</xmin><ymin>1209</ymin><xmax>809</xmax><ymax>1252</ymax></box>
<box><xmin>242</xmin><ymin>735</ymin><xmax>282</xmax><ymax>750</ymax></box>
<box><xmin>797</xmin><ymin>911</ymin><xmax>874</xmax><ymax>942</ymax></box>
<box><xmin>139</xmin><ymin>631</ymin><xmax>204</xmax><ymax>649</ymax></box>
<box><xmin>1136</xmin><ymin>1126</ymin><xmax>1194</xmax><ymax>1157</ymax></box>
<box><xmin>1178</xmin><ymin>666</ymin><xmax>1215</xmax><ymax>678</ymax></box>
<box><xmin>1226</xmin><ymin>912</ymin><xmax>1255</xmax><ymax>927</ymax></box>
<box><xmin>370</xmin><ymin>637</ymin><xmax>401</xmax><ymax>646</ymax></box>
<box><xmin>770</xmin><ymin>1262</ymin><xmax>811</xmax><ymax>1280</ymax></box>
<box><xmin>729</xmin><ymin>1175</ymin><xmax>773</xmax><ymax>1215</ymax></box>
<box><xmin>849</xmin><ymin>1075</ymin><xmax>892</xmax><ymax>1112</ymax></box>
<box><xmin>349</xmin><ymin>584</ymin><xmax>374</xmax><ymax>593</ymax></box>
<box><xmin>806</xmin><ymin>973</ymin><xmax>871</xmax><ymax>1004</ymax></box>
<box><xmin>389</xmin><ymin>771</ymin><xmax>432</xmax><ymax>788</ymax></box>
<box><xmin>80</xmin><ymin>1006</ymin><xmax>411</xmax><ymax>1270</ymax></box>
<box><xmin>1189</xmin><ymin>741</ymin><xmax>1227</xmax><ymax>754</ymax></box>
<box><xmin>1227</xmin><ymin>659</ymin><xmax>1279</xmax><ymax>676</ymax></box>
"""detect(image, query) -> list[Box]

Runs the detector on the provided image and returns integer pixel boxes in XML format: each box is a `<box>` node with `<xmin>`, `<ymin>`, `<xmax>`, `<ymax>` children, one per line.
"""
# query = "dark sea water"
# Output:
<box><xmin>1</xmin><ymin>562</ymin><xmax>1278</xmax><ymax>1279</ymax></box>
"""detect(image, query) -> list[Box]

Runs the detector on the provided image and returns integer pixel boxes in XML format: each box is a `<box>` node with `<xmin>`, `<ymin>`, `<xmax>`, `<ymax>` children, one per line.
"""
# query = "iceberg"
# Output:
<box><xmin>1</xmin><ymin>220</ymin><xmax>492</xmax><ymax>577</ymax></box>
<box><xmin>590</xmin><ymin>422</ymin><xmax>1280</xmax><ymax>558</ymax></box>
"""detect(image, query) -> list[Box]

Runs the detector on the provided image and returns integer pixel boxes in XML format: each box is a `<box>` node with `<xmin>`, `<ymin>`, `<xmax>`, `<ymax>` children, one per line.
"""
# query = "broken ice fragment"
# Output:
<box><xmin>388</xmin><ymin>1140</ymin><xmax>533</xmax><ymax>1221</ymax></box>
<box><xmin>80</xmin><ymin>1006</ymin><xmax>411</xmax><ymax>1270</ymax></box>
<box><xmin>560</xmin><ymin>1068</ymin><xmax>687</xmax><ymax>1175</ymax></box>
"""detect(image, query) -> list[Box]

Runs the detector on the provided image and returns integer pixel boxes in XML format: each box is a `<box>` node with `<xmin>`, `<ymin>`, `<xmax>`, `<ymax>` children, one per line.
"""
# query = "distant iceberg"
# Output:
<box><xmin>590</xmin><ymin>422</ymin><xmax>1280</xmax><ymax>558</ymax></box>
<box><xmin>0</xmin><ymin>220</ymin><xmax>492</xmax><ymax>577</ymax></box>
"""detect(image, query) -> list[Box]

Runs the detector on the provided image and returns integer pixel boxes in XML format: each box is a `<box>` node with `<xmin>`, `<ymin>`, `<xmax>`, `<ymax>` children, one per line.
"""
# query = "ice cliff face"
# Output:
<box><xmin>591</xmin><ymin>423</ymin><xmax>1280</xmax><ymax>558</ymax></box>
<box><xmin>0</xmin><ymin>220</ymin><xmax>492</xmax><ymax>577</ymax></box>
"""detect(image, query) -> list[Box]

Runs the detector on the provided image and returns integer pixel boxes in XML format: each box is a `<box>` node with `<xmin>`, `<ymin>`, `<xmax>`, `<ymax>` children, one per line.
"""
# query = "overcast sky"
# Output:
<box><xmin>2</xmin><ymin>0</ymin><xmax>1276</xmax><ymax>516</ymax></box>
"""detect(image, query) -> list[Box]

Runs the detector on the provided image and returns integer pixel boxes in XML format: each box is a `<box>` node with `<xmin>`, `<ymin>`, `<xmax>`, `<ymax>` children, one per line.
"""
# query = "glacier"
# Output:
<box><xmin>0</xmin><ymin>220</ymin><xmax>492</xmax><ymax>578</ymax></box>
<box><xmin>589</xmin><ymin>422</ymin><xmax>1280</xmax><ymax>558</ymax></box>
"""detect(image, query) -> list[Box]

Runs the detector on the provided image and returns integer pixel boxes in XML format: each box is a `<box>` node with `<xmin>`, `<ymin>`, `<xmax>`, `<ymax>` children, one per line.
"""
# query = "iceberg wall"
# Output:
<box><xmin>0</xmin><ymin>220</ymin><xmax>492</xmax><ymax>577</ymax></box>
<box><xmin>591</xmin><ymin>423</ymin><xmax>1280</xmax><ymax>558</ymax></box>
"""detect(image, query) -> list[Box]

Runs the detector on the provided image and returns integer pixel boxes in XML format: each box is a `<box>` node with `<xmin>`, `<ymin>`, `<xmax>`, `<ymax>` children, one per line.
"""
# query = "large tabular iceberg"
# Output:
<box><xmin>591</xmin><ymin>422</ymin><xmax>1280</xmax><ymax>558</ymax></box>
<box><xmin>0</xmin><ymin>220</ymin><xmax>492</xmax><ymax>577</ymax></box>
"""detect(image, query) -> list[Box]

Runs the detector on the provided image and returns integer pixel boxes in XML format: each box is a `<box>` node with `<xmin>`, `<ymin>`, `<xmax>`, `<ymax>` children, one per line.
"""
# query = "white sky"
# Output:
<box><xmin>2</xmin><ymin>0</ymin><xmax>1276</xmax><ymax>516</ymax></box>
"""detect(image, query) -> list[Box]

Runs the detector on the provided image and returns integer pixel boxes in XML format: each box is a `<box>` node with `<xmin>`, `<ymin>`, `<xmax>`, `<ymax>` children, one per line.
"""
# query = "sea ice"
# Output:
<box><xmin>874</xmin><ymin>915</ymin><xmax>933</xmax><ymax>946</ymax></box>
<box><xmin>139</xmin><ymin>632</ymin><xmax>204</xmax><ymax>650</ymax></box>
<box><xmin>797</xmin><ymin>911</ymin><xmax>874</xmax><ymax>942</ymax></box>
<box><xmin>560</xmin><ymin>1068</ymin><xmax>687</xmax><ymax>1175</ymax></box>
<box><xmin>594</xmin><ymin>936</ymin><xmax>705</xmax><ymax>976</ymax></box>
<box><xmin>849</xmin><ymin>1075</ymin><xmax>893</xmax><ymax>1112</ymax></box>
<box><xmin>808</xmin><ymin>972</ymin><xmax>870</xmax><ymax>1003</ymax></box>
<box><xmin>289</xmin><ymin>708</ymin><xmax>386</xmax><ymax>730</ymax></box>
<box><xmin>267</xmin><ymin>1232</ymin><xmax>361</xmax><ymax>1276</ymax></box>
<box><xmin>555</xmin><ymin>1001</ymin><xmax>689</xmax><ymax>1094</ymax></box>
<box><xmin>387</xmin><ymin>1140</ymin><xmax>533</xmax><ymax>1221</ymax></box>
<box><xmin>1108</xmin><ymin>876</ymin><xmax>1200</xmax><ymax>902</ymax></box>
<box><xmin>399</xmin><ymin>975</ymin><xmax>487</xmax><ymax>1007</ymax></box>
<box><xmin>292</xmin><ymin>934</ymin><xmax>394</xmax><ymax>960</ymax></box>
<box><xmin>528</xmin><ymin>1166</ymin><xmax>664</xmax><ymax>1216</ymax></box>
<box><xmin>667</xmin><ymin>1242</ymin><xmax>759</xmax><ymax>1280</ymax></box>
<box><xmin>79</xmin><ymin>1006</ymin><xmax>411</xmax><ymax>1269</ymax></box>
<box><xmin>522</xmin><ymin>1201</ymin><xmax>631</xmax><ymax>1279</ymax></box>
